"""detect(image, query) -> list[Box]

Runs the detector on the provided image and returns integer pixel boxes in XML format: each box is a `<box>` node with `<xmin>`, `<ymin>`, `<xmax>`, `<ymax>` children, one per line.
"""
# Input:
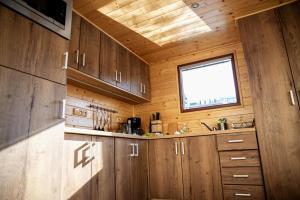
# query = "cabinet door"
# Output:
<box><xmin>181</xmin><ymin>136</ymin><xmax>223</xmax><ymax>200</ymax></box>
<box><xmin>68</xmin><ymin>12</ymin><xmax>81</xmax><ymax>69</ymax></box>
<box><xmin>149</xmin><ymin>138</ymin><xmax>183</xmax><ymax>200</ymax></box>
<box><xmin>0</xmin><ymin>4</ymin><xmax>68</xmax><ymax>84</ymax></box>
<box><xmin>279</xmin><ymin>1</ymin><xmax>300</xmax><ymax>106</ymax></box>
<box><xmin>238</xmin><ymin>9</ymin><xmax>300</xmax><ymax>199</ymax></box>
<box><xmin>130</xmin><ymin>53</ymin><xmax>143</xmax><ymax>96</ymax></box>
<box><xmin>132</xmin><ymin>140</ymin><xmax>148</xmax><ymax>200</ymax></box>
<box><xmin>25</xmin><ymin>78</ymin><xmax>66</xmax><ymax>199</ymax></box>
<box><xmin>79</xmin><ymin>19</ymin><xmax>100</xmax><ymax>78</ymax></box>
<box><xmin>115</xmin><ymin>138</ymin><xmax>133</xmax><ymax>200</ymax></box>
<box><xmin>62</xmin><ymin>134</ymin><xmax>92</xmax><ymax>200</ymax></box>
<box><xmin>0</xmin><ymin>66</ymin><xmax>33</xmax><ymax>199</ymax></box>
<box><xmin>116</xmin><ymin>45</ymin><xmax>131</xmax><ymax>91</ymax></box>
<box><xmin>100</xmin><ymin>33</ymin><xmax>117</xmax><ymax>85</ymax></box>
<box><xmin>91</xmin><ymin>136</ymin><xmax>115</xmax><ymax>200</ymax></box>
<box><xmin>141</xmin><ymin>62</ymin><xmax>151</xmax><ymax>99</ymax></box>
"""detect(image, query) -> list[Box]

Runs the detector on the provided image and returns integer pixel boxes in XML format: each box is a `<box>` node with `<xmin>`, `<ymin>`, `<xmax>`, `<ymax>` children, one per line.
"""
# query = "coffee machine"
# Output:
<box><xmin>127</xmin><ymin>117</ymin><xmax>143</xmax><ymax>135</ymax></box>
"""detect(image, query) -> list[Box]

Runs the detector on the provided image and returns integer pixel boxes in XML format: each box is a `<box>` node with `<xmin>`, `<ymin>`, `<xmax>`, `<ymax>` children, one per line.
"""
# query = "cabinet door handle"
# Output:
<box><xmin>140</xmin><ymin>83</ymin><xmax>143</xmax><ymax>93</ymax></box>
<box><xmin>235</xmin><ymin>193</ymin><xmax>251</xmax><ymax>197</ymax></box>
<box><xmin>228</xmin><ymin>139</ymin><xmax>244</xmax><ymax>143</ymax></box>
<box><xmin>233</xmin><ymin>174</ymin><xmax>249</xmax><ymax>178</ymax></box>
<box><xmin>143</xmin><ymin>84</ymin><xmax>146</xmax><ymax>94</ymax></box>
<box><xmin>59</xmin><ymin>99</ymin><xmax>66</xmax><ymax>119</ymax></box>
<box><xmin>119</xmin><ymin>72</ymin><xmax>122</xmax><ymax>83</ymax></box>
<box><xmin>82</xmin><ymin>53</ymin><xmax>86</xmax><ymax>67</ymax></box>
<box><xmin>62</xmin><ymin>52</ymin><xmax>68</xmax><ymax>69</ymax></box>
<box><xmin>175</xmin><ymin>142</ymin><xmax>178</xmax><ymax>155</ymax></box>
<box><xmin>231</xmin><ymin>157</ymin><xmax>247</xmax><ymax>160</ymax></box>
<box><xmin>76</xmin><ymin>49</ymin><xmax>79</xmax><ymax>64</ymax></box>
<box><xmin>181</xmin><ymin>142</ymin><xmax>185</xmax><ymax>155</ymax></box>
<box><xmin>115</xmin><ymin>70</ymin><xmax>118</xmax><ymax>82</ymax></box>
<box><xmin>135</xmin><ymin>143</ymin><xmax>139</xmax><ymax>157</ymax></box>
<box><xmin>130</xmin><ymin>143</ymin><xmax>135</xmax><ymax>157</ymax></box>
<box><xmin>289</xmin><ymin>90</ymin><xmax>296</xmax><ymax>106</ymax></box>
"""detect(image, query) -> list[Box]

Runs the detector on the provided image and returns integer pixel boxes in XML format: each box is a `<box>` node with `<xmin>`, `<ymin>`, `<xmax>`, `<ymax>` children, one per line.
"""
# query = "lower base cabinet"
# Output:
<box><xmin>149</xmin><ymin>136</ymin><xmax>223</xmax><ymax>200</ymax></box>
<box><xmin>115</xmin><ymin>138</ymin><xmax>148</xmax><ymax>200</ymax></box>
<box><xmin>62</xmin><ymin>134</ymin><xmax>115</xmax><ymax>200</ymax></box>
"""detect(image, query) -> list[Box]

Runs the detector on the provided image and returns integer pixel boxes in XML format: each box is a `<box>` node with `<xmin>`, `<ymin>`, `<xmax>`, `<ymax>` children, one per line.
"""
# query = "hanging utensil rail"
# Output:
<box><xmin>88</xmin><ymin>104</ymin><xmax>118</xmax><ymax>113</ymax></box>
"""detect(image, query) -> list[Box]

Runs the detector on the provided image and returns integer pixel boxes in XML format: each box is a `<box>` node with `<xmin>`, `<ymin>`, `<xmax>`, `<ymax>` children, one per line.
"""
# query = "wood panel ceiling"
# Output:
<box><xmin>74</xmin><ymin>0</ymin><xmax>294</xmax><ymax>64</ymax></box>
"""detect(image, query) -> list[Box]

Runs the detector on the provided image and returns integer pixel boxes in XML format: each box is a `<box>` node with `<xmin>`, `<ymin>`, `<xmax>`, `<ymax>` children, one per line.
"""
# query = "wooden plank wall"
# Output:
<box><xmin>134</xmin><ymin>42</ymin><xmax>254</xmax><ymax>134</ymax></box>
<box><xmin>66</xmin><ymin>84</ymin><xmax>133</xmax><ymax>131</ymax></box>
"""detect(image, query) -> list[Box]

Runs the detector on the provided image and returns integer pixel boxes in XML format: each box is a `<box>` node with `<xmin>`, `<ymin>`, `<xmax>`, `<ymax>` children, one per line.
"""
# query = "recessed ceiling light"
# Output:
<box><xmin>191</xmin><ymin>2</ymin><xmax>200</xmax><ymax>9</ymax></box>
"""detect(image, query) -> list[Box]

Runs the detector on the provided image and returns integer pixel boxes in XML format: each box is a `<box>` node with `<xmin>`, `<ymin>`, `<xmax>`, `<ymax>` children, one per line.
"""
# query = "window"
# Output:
<box><xmin>178</xmin><ymin>54</ymin><xmax>240</xmax><ymax>112</ymax></box>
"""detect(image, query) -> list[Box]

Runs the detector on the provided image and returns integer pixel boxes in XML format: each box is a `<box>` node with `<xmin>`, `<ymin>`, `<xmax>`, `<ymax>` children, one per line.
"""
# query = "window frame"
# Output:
<box><xmin>177</xmin><ymin>53</ymin><xmax>241</xmax><ymax>113</ymax></box>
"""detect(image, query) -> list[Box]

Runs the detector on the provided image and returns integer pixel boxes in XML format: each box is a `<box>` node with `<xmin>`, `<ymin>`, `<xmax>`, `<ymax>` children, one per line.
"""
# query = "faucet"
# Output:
<box><xmin>200</xmin><ymin>122</ymin><xmax>214</xmax><ymax>131</ymax></box>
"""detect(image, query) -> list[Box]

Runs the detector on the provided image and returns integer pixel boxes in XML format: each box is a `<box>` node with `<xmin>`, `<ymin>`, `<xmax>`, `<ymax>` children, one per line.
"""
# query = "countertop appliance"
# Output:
<box><xmin>0</xmin><ymin>0</ymin><xmax>72</xmax><ymax>39</ymax></box>
<box><xmin>127</xmin><ymin>117</ymin><xmax>143</xmax><ymax>135</ymax></box>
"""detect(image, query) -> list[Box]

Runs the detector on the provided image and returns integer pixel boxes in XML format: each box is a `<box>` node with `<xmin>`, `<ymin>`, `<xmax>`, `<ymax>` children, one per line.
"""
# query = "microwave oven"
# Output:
<box><xmin>0</xmin><ymin>0</ymin><xmax>72</xmax><ymax>39</ymax></box>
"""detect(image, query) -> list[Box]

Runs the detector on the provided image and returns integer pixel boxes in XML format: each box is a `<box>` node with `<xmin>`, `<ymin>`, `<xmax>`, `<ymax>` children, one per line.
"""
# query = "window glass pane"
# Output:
<box><xmin>179</xmin><ymin>55</ymin><xmax>239</xmax><ymax>111</ymax></box>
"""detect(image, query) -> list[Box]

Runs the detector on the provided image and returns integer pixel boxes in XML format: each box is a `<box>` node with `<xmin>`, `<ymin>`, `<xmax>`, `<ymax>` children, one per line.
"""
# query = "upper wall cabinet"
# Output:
<box><xmin>68</xmin><ymin>13</ymin><xmax>100</xmax><ymax>78</ymax></box>
<box><xmin>67</xmin><ymin>12</ymin><xmax>150</xmax><ymax>104</ymax></box>
<box><xmin>0</xmin><ymin>4</ymin><xmax>69</xmax><ymax>85</ymax></box>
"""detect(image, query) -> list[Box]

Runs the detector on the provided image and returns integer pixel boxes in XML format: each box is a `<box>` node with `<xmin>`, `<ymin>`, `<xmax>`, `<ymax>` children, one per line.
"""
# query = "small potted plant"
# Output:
<box><xmin>218</xmin><ymin>118</ymin><xmax>228</xmax><ymax>130</ymax></box>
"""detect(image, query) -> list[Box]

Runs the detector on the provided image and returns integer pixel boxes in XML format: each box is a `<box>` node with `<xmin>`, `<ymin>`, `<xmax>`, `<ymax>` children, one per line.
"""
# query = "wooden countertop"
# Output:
<box><xmin>64</xmin><ymin>127</ymin><xmax>256</xmax><ymax>140</ymax></box>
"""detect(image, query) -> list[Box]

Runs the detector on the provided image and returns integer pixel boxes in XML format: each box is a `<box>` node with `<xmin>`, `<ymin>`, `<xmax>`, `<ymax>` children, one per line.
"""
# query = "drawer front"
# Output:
<box><xmin>219</xmin><ymin>150</ymin><xmax>260</xmax><ymax>167</ymax></box>
<box><xmin>223</xmin><ymin>185</ymin><xmax>265</xmax><ymax>200</ymax></box>
<box><xmin>221</xmin><ymin>167</ymin><xmax>263</xmax><ymax>185</ymax></box>
<box><xmin>217</xmin><ymin>132</ymin><xmax>258</xmax><ymax>151</ymax></box>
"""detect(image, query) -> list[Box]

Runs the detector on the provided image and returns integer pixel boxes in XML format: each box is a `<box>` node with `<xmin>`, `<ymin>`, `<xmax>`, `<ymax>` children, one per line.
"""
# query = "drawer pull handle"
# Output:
<box><xmin>231</xmin><ymin>157</ymin><xmax>247</xmax><ymax>160</ymax></box>
<box><xmin>233</xmin><ymin>174</ymin><xmax>249</xmax><ymax>178</ymax></box>
<box><xmin>228</xmin><ymin>139</ymin><xmax>244</xmax><ymax>143</ymax></box>
<box><xmin>235</xmin><ymin>193</ymin><xmax>251</xmax><ymax>197</ymax></box>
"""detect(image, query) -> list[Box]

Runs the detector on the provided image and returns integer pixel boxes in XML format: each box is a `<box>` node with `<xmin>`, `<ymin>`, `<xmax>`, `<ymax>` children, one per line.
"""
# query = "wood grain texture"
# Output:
<box><xmin>68</xmin><ymin>12</ymin><xmax>81</xmax><ymax>69</ymax></box>
<box><xmin>91</xmin><ymin>136</ymin><xmax>115</xmax><ymax>200</ymax></box>
<box><xmin>148</xmin><ymin>138</ymin><xmax>183</xmax><ymax>200</ymax></box>
<box><xmin>279</xmin><ymin>1</ymin><xmax>300</xmax><ymax>105</ymax></box>
<box><xmin>238</xmin><ymin>7</ymin><xmax>300</xmax><ymax>199</ymax></box>
<box><xmin>134</xmin><ymin>43</ymin><xmax>254</xmax><ymax>134</ymax></box>
<box><xmin>79</xmin><ymin>19</ymin><xmax>101</xmax><ymax>78</ymax></box>
<box><xmin>223</xmin><ymin>185</ymin><xmax>265</xmax><ymax>200</ymax></box>
<box><xmin>66</xmin><ymin>84</ymin><xmax>134</xmax><ymax>130</ymax></box>
<box><xmin>221</xmin><ymin>167</ymin><xmax>263</xmax><ymax>185</ymax></box>
<box><xmin>73</xmin><ymin>0</ymin><xmax>294</xmax><ymax>63</ymax></box>
<box><xmin>116</xmin><ymin>45</ymin><xmax>131</xmax><ymax>91</ymax></box>
<box><xmin>0</xmin><ymin>4</ymin><xmax>68</xmax><ymax>84</ymax></box>
<box><xmin>181</xmin><ymin>136</ymin><xmax>223</xmax><ymax>200</ymax></box>
<box><xmin>219</xmin><ymin>150</ymin><xmax>261</xmax><ymax>167</ymax></box>
<box><xmin>217</xmin><ymin>132</ymin><xmax>258</xmax><ymax>151</ymax></box>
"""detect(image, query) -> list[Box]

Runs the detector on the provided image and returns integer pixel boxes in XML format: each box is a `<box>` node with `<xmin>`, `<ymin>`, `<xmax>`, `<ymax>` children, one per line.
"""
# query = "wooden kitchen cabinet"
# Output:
<box><xmin>100</xmin><ymin>33</ymin><xmax>117</xmax><ymax>85</ymax></box>
<box><xmin>68</xmin><ymin>12</ymin><xmax>81</xmax><ymax>69</ymax></box>
<box><xmin>181</xmin><ymin>136</ymin><xmax>223</xmax><ymax>200</ymax></box>
<box><xmin>62</xmin><ymin>134</ymin><xmax>115</xmax><ymax>200</ymax></box>
<box><xmin>116</xmin><ymin>45</ymin><xmax>131</xmax><ymax>91</ymax></box>
<box><xmin>238</xmin><ymin>2</ymin><xmax>300</xmax><ymax>199</ymax></box>
<box><xmin>149</xmin><ymin>138</ymin><xmax>184</xmax><ymax>200</ymax></box>
<box><xmin>0</xmin><ymin>4</ymin><xmax>68</xmax><ymax>85</ymax></box>
<box><xmin>140</xmin><ymin>61</ymin><xmax>151</xmax><ymax>99</ymax></box>
<box><xmin>115</xmin><ymin>138</ymin><xmax>148</xmax><ymax>200</ymax></box>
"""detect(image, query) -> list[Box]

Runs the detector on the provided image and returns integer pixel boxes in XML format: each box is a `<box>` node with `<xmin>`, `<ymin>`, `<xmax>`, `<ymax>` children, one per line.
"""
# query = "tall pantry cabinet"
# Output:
<box><xmin>0</xmin><ymin>4</ymin><xmax>68</xmax><ymax>200</ymax></box>
<box><xmin>238</xmin><ymin>1</ymin><xmax>300</xmax><ymax>199</ymax></box>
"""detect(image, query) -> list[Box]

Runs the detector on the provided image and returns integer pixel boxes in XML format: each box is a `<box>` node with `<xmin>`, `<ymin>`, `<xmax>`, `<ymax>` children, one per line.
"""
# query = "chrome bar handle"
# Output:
<box><xmin>115</xmin><ymin>70</ymin><xmax>118</xmax><ymax>82</ymax></box>
<box><xmin>181</xmin><ymin>142</ymin><xmax>185</xmax><ymax>155</ymax></box>
<box><xmin>140</xmin><ymin>83</ymin><xmax>143</xmax><ymax>93</ymax></box>
<box><xmin>82</xmin><ymin>53</ymin><xmax>86</xmax><ymax>67</ymax></box>
<box><xmin>233</xmin><ymin>175</ymin><xmax>249</xmax><ymax>178</ymax></box>
<box><xmin>76</xmin><ymin>49</ymin><xmax>79</xmax><ymax>64</ymax></box>
<box><xmin>130</xmin><ymin>143</ymin><xmax>135</xmax><ymax>157</ymax></box>
<box><xmin>175</xmin><ymin>142</ymin><xmax>178</xmax><ymax>155</ymax></box>
<box><xmin>143</xmin><ymin>84</ymin><xmax>146</xmax><ymax>94</ymax></box>
<box><xmin>62</xmin><ymin>52</ymin><xmax>68</xmax><ymax>69</ymax></box>
<box><xmin>231</xmin><ymin>157</ymin><xmax>247</xmax><ymax>160</ymax></box>
<box><xmin>289</xmin><ymin>90</ymin><xmax>296</xmax><ymax>105</ymax></box>
<box><xmin>119</xmin><ymin>72</ymin><xmax>122</xmax><ymax>83</ymax></box>
<box><xmin>135</xmin><ymin>143</ymin><xmax>139</xmax><ymax>157</ymax></box>
<box><xmin>59</xmin><ymin>99</ymin><xmax>66</xmax><ymax>119</ymax></box>
<box><xmin>228</xmin><ymin>139</ymin><xmax>244</xmax><ymax>143</ymax></box>
<box><xmin>235</xmin><ymin>193</ymin><xmax>251</xmax><ymax>197</ymax></box>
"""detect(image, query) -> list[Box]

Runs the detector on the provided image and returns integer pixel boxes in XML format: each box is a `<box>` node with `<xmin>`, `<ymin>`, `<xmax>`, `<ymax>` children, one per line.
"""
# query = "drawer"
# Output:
<box><xmin>217</xmin><ymin>132</ymin><xmax>258</xmax><ymax>151</ymax></box>
<box><xmin>223</xmin><ymin>185</ymin><xmax>265</xmax><ymax>200</ymax></box>
<box><xmin>221</xmin><ymin>167</ymin><xmax>263</xmax><ymax>185</ymax></box>
<box><xmin>219</xmin><ymin>150</ymin><xmax>261</xmax><ymax>167</ymax></box>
